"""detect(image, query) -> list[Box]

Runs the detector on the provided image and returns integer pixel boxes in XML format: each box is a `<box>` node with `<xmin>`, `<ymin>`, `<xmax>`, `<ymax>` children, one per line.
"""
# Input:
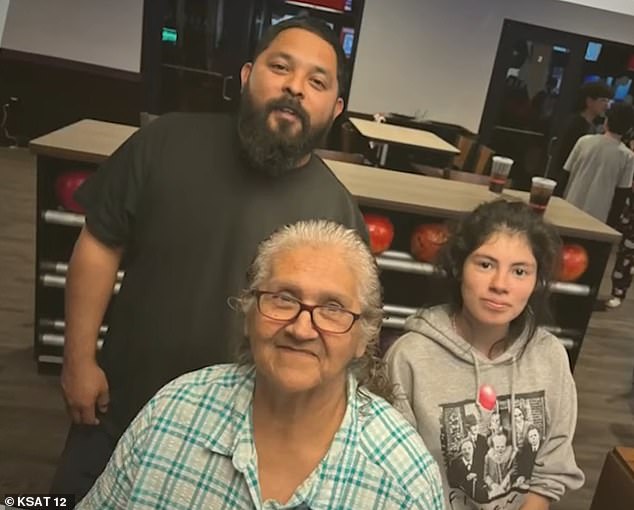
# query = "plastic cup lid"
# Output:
<box><xmin>492</xmin><ymin>156</ymin><xmax>514</xmax><ymax>165</ymax></box>
<box><xmin>531</xmin><ymin>177</ymin><xmax>557</xmax><ymax>188</ymax></box>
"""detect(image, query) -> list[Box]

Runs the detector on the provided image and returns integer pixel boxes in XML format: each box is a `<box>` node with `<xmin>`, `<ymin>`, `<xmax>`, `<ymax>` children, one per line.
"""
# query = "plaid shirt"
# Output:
<box><xmin>78</xmin><ymin>364</ymin><xmax>444</xmax><ymax>510</ymax></box>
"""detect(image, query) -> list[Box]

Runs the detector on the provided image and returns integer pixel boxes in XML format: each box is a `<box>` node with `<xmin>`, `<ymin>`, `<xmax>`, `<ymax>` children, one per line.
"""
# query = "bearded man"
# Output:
<box><xmin>51</xmin><ymin>16</ymin><xmax>367</xmax><ymax>505</ymax></box>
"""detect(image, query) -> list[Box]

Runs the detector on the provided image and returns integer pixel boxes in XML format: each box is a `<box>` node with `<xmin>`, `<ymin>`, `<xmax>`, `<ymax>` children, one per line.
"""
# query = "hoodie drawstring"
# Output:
<box><xmin>472</xmin><ymin>351</ymin><xmax>481</xmax><ymax>411</ymax></box>
<box><xmin>510</xmin><ymin>355</ymin><xmax>517</xmax><ymax>452</ymax></box>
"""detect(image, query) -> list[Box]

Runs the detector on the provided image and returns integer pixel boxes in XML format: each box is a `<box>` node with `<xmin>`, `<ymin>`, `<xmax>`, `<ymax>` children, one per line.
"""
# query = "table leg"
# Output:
<box><xmin>379</xmin><ymin>143</ymin><xmax>389</xmax><ymax>167</ymax></box>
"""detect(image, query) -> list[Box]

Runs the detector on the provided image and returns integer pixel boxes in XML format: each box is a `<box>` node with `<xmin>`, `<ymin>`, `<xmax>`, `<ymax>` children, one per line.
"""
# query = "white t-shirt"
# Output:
<box><xmin>564</xmin><ymin>134</ymin><xmax>634</xmax><ymax>222</ymax></box>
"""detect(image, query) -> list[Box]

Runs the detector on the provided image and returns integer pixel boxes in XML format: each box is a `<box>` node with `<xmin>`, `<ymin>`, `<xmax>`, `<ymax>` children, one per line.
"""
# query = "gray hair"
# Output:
<box><xmin>236</xmin><ymin>219</ymin><xmax>394</xmax><ymax>402</ymax></box>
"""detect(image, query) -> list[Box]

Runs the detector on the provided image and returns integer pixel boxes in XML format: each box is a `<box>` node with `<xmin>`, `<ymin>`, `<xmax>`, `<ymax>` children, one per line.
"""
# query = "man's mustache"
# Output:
<box><xmin>265</xmin><ymin>96</ymin><xmax>310</xmax><ymax>129</ymax></box>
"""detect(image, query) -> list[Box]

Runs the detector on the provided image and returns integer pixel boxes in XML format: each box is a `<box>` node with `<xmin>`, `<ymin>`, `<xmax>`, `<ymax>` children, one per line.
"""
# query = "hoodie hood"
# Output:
<box><xmin>403</xmin><ymin>304</ymin><xmax>529</xmax><ymax>366</ymax></box>
<box><xmin>404</xmin><ymin>305</ymin><xmax>531</xmax><ymax>452</ymax></box>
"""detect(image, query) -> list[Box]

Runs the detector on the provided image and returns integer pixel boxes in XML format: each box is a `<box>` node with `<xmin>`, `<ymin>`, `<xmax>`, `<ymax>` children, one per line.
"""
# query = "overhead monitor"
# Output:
<box><xmin>614</xmin><ymin>78</ymin><xmax>632</xmax><ymax>101</ymax></box>
<box><xmin>585</xmin><ymin>42</ymin><xmax>602</xmax><ymax>62</ymax></box>
<box><xmin>340</xmin><ymin>27</ymin><xmax>354</xmax><ymax>58</ymax></box>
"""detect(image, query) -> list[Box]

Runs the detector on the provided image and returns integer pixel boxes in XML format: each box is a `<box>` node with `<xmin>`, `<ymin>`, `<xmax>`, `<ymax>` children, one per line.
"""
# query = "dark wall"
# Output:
<box><xmin>0</xmin><ymin>49</ymin><xmax>142</xmax><ymax>146</ymax></box>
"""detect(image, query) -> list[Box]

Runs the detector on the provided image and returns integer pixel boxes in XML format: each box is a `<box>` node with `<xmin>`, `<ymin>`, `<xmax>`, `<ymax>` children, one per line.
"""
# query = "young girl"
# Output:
<box><xmin>385</xmin><ymin>200</ymin><xmax>584</xmax><ymax>510</ymax></box>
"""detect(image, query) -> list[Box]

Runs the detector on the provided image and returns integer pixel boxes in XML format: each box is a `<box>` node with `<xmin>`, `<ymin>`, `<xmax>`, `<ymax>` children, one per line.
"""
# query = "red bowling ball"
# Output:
<box><xmin>363</xmin><ymin>213</ymin><xmax>395</xmax><ymax>255</ymax></box>
<box><xmin>410</xmin><ymin>223</ymin><xmax>449</xmax><ymax>263</ymax></box>
<box><xmin>558</xmin><ymin>244</ymin><xmax>589</xmax><ymax>282</ymax></box>
<box><xmin>54</xmin><ymin>170</ymin><xmax>91</xmax><ymax>213</ymax></box>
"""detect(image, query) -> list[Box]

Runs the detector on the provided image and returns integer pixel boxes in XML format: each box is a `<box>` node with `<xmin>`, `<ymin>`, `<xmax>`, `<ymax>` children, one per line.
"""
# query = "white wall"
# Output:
<box><xmin>2</xmin><ymin>0</ymin><xmax>633</xmax><ymax>117</ymax></box>
<box><xmin>557</xmin><ymin>0</ymin><xmax>634</xmax><ymax>17</ymax></box>
<box><xmin>0</xmin><ymin>0</ymin><xmax>144</xmax><ymax>73</ymax></box>
<box><xmin>349</xmin><ymin>0</ymin><xmax>634</xmax><ymax>132</ymax></box>
<box><xmin>0</xmin><ymin>0</ymin><xmax>9</xmax><ymax>45</ymax></box>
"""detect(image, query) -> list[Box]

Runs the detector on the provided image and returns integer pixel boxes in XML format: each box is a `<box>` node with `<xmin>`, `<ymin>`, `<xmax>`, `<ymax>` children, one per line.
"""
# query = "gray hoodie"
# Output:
<box><xmin>385</xmin><ymin>305</ymin><xmax>584</xmax><ymax>510</ymax></box>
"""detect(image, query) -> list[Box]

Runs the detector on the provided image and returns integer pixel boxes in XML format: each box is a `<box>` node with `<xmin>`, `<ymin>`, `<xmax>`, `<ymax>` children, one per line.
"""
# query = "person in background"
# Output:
<box><xmin>552</xmin><ymin>82</ymin><xmax>612</xmax><ymax>196</ymax></box>
<box><xmin>562</xmin><ymin>102</ymin><xmax>634</xmax><ymax>224</ymax></box>
<box><xmin>385</xmin><ymin>200</ymin><xmax>584</xmax><ymax>509</ymax></box>
<box><xmin>76</xmin><ymin>220</ymin><xmax>444</xmax><ymax>510</ymax></box>
<box><xmin>52</xmin><ymin>16</ymin><xmax>369</xmax><ymax>503</ymax></box>
<box><xmin>531</xmin><ymin>77</ymin><xmax>559</xmax><ymax>132</ymax></box>
<box><xmin>605</xmin><ymin>128</ymin><xmax>634</xmax><ymax>308</ymax></box>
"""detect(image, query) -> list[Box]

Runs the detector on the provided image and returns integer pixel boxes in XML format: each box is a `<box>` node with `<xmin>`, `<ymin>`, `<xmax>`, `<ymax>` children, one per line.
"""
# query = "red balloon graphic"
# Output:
<box><xmin>478</xmin><ymin>384</ymin><xmax>497</xmax><ymax>411</ymax></box>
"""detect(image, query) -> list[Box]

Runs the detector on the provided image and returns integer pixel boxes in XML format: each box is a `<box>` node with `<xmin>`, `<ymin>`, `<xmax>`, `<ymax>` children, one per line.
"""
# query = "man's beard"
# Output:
<box><xmin>237</xmin><ymin>86</ymin><xmax>334</xmax><ymax>177</ymax></box>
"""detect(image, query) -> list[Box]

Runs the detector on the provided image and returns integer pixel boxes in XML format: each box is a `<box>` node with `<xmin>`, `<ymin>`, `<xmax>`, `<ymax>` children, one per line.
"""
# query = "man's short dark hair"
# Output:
<box><xmin>576</xmin><ymin>81</ymin><xmax>613</xmax><ymax>111</ymax></box>
<box><xmin>605</xmin><ymin>102</ymin><xmax>634</xmax><ymax>136</ymax></box>
<box><xmin>252</xmin><ymin>16</ymin><xmax>348</xmax><ymax>98</ymax></box>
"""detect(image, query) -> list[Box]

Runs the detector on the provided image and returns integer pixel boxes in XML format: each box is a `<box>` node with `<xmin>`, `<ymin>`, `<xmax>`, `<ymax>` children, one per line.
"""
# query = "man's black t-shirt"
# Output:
<box><xmin>75</xmin><ymin>112</ymin><xmax>368</xmax><ymax>435</ymax></box>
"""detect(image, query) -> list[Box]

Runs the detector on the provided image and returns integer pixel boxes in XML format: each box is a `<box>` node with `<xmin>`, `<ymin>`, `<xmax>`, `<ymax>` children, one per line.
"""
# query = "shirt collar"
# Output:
<box><xmin>201</xmin><ymin>367</ymin><xmax>362</xmax><ymax>502</ymax></box>
<box><xmin>201</xmin><ymin>364</ymin><xmax>256</xmax><ymax>457</ymax></box>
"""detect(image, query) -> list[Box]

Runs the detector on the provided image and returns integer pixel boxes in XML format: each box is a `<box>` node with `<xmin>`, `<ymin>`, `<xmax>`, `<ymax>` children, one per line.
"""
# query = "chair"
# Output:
<box><xmin>451</xmin><ymin>134</ymin><xmax>477</xmax><ymax>171</ymax></box>
<box><xmin>340</xmin><ymin>119</ymin><xmax>374</xmax><ymax>159</ymax></box>
<box><xmin>472</xmin><ymin>144</ymin><xmax>495</xmax><ymax>175</ymax></box>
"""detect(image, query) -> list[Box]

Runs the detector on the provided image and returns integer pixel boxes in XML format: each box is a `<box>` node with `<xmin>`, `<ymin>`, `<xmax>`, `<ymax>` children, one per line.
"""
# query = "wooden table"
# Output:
<box><xmin>349</xmin><ymin>117</ymin><xmax>459</xmax><ymax>167</ymax></box>
<box><xmin>590</xmin><ymin>447</ymin><xmax>634</xmax><ymax>510</ymax></box>
<box><xmin>326</xmin><ymin>160</ymin><xmax>620</xmax><ymax>243</ymax></box>
<box><xmin>29</xmin><ymin>119</ymin><xmax>137</xmax><ymax>164</ymax></box>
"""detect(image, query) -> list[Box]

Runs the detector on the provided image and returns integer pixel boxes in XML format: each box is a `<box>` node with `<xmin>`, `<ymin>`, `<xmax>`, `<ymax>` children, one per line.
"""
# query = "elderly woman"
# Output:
<box><xmin>77</xmin><ymin>220</ymin><xmax>443</xmax><ymax>509</ymax></box>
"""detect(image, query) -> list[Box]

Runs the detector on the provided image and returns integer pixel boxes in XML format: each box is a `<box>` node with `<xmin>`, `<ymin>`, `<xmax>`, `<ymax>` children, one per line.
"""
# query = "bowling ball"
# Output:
<box><xmin>557</xmin><ymin>244</ymin><xmax>589</xmax><ymax>282</ymax></box>
<box><xmin>363</xmin><ymin>213</ymin><xmax>394</xmax><ymax>255</ymax></box>
<box><xmin>410</xmin><ymin>223</ymin><xmax>449</xmax><ymax>263</ymax></box>
<box><xmin>54</xmin><ymin>170</ymin><xmax>91</xmax><ymax>213</ymax></box>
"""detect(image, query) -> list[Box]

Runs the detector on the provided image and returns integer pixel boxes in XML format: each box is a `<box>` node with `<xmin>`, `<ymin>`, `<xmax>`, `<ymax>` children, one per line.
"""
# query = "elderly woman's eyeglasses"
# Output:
<box><xmin>253</xmin><ymin>290</ymin><xmax>361</xmax><ymax>334</ymax></box>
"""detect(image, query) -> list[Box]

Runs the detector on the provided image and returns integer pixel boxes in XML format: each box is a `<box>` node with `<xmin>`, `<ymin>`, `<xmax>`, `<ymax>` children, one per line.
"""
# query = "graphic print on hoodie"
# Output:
<box><xmin>385</xmin><ymin>305</ymin><xmax>584</xmax><ymax>510</ymax></box>
<box><xmin>440</xmin><ymin>391</ymin><xmax>546</xmax><ymax>507</ymax></box>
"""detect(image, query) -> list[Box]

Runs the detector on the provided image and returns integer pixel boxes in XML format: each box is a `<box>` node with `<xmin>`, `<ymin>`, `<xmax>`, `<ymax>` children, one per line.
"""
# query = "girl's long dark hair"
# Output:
<box><xmin>436</xmin><ymin>200</ymin><xmax>562</xmax><ymax>353</ymax></box>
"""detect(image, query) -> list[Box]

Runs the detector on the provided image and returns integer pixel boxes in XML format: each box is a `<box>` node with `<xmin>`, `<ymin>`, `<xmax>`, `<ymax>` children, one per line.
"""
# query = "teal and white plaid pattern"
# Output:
<box><xmin>78</xmin><ymin>364</ymin><xmax>444</xmax><ymax>509</ymax></box>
